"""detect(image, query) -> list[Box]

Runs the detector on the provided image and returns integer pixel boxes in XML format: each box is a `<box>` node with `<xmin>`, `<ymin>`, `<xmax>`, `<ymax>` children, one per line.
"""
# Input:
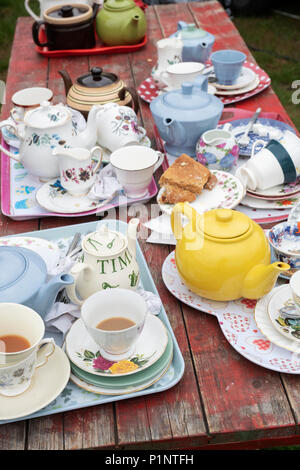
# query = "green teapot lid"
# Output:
<box><xmin>103</xmin><ymin>0</ymin><xmax>136</xmax><ymax>12</ymax></box>
<box><xmin>178</xmin><ymin>23</ymin><xmax>207</xmax><ymax>39</ymax></box>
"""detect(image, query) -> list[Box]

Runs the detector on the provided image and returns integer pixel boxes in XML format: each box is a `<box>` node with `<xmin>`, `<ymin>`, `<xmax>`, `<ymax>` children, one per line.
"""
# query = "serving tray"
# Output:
<box><xmin>0</xmin><ymin>219</ymin><xmax>185</xmax><ymax>425</ymax></box>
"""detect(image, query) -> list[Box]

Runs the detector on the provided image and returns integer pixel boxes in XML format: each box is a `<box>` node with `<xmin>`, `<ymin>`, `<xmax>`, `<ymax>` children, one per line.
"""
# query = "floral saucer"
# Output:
<box><xmin>0</xmin><ymin>345</ymin><xmax>70</xmax><ymax>420</ymax></box>
<box><xmin>36</xmin><ymin>178</ymin><xmax>116</xmax><ymax>214</ymax></box>
<box><xmin>241</xmin><ymin>194</ymin><xmax>299</xmax><ymax>210</ymax></box>
<box><xmin>0</xmin><ymin>236</ymin><xmax>61</xmax><ymax>272</ymax></box>
<box><xmin>246</xmin><ymin>177</ymin><xmax>300</xmax><ymax>199</ymax></box>
<box><xmin>65</xmin><ymin>315</ymin><xmax>168</xmax><ymax>377</ymax></box>
<box><xmin>69</xmin><ymin>330</ymin><xmax>173</xmax><ymax>392</ymax></box>
<box><xmin>158</xmin><ymin>170</ymin><xmax>245</xmax><ymax>216</ymax></box>
<box><xmin>268</xmin><ymin>285</ymin><xmax>300</xmax><ymax>343</ymax></box>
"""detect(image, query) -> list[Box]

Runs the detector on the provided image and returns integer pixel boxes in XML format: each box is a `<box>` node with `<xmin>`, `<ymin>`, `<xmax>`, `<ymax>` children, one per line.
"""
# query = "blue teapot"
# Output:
<box><xmin>170</xmin><ymin>21</ymin><xmax>215</xmax><ymax>63</ymax></box>
<box><xmin>150</xmin><ymin>76</ymin><xmax>223</xmax><ymax>157</ymax></box>
<box><xmin>0</xmin><ymin>246</ymin><xmax>74</xmax><ymax>318</ymax></box>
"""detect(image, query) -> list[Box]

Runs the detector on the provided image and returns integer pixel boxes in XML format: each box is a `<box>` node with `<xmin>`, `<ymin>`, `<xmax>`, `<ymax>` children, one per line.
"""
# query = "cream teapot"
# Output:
<box><xmin>66</xmin><ymin>219</ymin><xmax>140</xmax><ymax>305</ymax></box>
<box><xmin>0</xmin><ymin>101</ymin><xmax>100</xmax><ymax>181</ymax></box>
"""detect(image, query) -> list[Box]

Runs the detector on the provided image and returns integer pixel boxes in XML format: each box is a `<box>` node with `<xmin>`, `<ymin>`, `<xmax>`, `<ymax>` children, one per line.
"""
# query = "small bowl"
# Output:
<box><xmin>268</xmin><ymin>221</ymin><xmax>300</xmax><ymax>272</ymax></box>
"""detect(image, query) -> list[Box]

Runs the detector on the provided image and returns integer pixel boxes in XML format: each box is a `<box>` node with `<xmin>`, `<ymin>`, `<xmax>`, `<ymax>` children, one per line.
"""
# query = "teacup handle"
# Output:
<box><xmin>36</xmin><ymin>338</ymin><xmax>55</xmax><ymax>369</ymax></box>
<box><xmin>66</xmin><ymin>262</ymin><xmax>94</xmax><ymax>306</ymax></box>
<box><xmin>91</xmin><ymin>146</ymin><xmax>103</xmax><ymax>174</ymax></box>
<box><xmin>154</xmin><ymin>151</ymin><xmax>165</xmax><ymax>172</ymax></box>
<box><xmin>251</xmin><ymin>139</ymin><xmax>266</xmax><ymax>158</ymax></box>
<box><xmin>0</xmin><ymin>121</ymin><xmax>22</xmax><ymax>161</ymax></box>
<box><xmin>159</xmin><ymin>71</ymin><xmax>169</xmax><ymax>86</ymax></box>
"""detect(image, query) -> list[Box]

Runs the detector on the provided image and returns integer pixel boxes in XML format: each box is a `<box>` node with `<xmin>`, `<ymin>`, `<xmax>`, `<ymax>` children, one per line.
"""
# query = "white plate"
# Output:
<box><xmin>247</xmin><ymin>178</ymin><xmax>300</xmax><ymax>199</ymax></box>
<box><xmin>36</xmin><ymin>179</ymin><xmax>116</xmax><ymax>214</ymax></box>
<box><xmin>158</xmin><ymin>170</ymin><xmax>245</xmax><ymax>216</ymax></box>
<box><xmin>65</xmin><ymin>315</ymin><xmax>169</xmax><ymax>377</ymax></box>
<box><xmin>241</xmin><ymin>194</ymin><xmax>300</xmax><ymax>210</ymax></box>
<box><xmin>0</xmin><ymin>236</ymin><xmax>60</xmax><ymax>273</ymax></box>
<box><xmin>0</xmin><ymin>345</ymin><xmax>70</xmax><ymax>420</ymax></box>
<box><xmin>69</xmin><ymin>356</ymin><xmax>173</xmax><ymax>395</ymax></box>
<box><xmin>268</xmin><ymin>285</ymin><xmax>300</xmax><ymax>343</ymax></box>
<box><xmin>255</xmin><ymin>286</ymin><xmax>300</xmax><ymax>353</ymax></box>
<box><xmin>214</xmin><ymin>75</ymin><xmax>260</xmax><ymax>96</ymax></box>
<box><xmin>210</xmin><ymin>66</ymin><xmax>257</xmax><ymax>90</ymax></box>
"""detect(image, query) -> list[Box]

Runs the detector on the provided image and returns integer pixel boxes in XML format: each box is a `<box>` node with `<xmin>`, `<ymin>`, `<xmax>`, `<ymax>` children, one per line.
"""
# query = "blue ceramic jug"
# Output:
<box><xmin>0</xmin><ymin>246</ymin><xmax>73</xmax><ymax>318</ymax></box>
<box><xmin>170</xmin><ymin>21</ymin><xmax>215</xmax><ymax>63</ymax></box>
<box><xmin>150</xmin><ymin>76</ymin><xmax>223</xmax><ymax>157</ymax></box>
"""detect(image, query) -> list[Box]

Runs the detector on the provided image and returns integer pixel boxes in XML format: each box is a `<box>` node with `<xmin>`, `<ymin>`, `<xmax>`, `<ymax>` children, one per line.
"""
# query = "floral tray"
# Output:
<box><xmin>0</xmin><ymin>219</ymin><xmax>185</xmax><ymax>425</ymax></box>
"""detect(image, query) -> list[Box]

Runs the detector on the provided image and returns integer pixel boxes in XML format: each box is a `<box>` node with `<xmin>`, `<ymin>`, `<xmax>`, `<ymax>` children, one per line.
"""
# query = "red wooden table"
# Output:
<box><xmin>1</xmin><ymin>1</ymin><xmax>300</xmax><ymax>451</ymax></box>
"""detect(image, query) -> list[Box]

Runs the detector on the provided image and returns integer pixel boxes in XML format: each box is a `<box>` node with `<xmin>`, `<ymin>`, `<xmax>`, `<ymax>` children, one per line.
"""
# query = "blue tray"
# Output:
<box><xmin>0</xmin><ymin>219</ymin><xmax>185</xmax><ymax>425</ymax></box>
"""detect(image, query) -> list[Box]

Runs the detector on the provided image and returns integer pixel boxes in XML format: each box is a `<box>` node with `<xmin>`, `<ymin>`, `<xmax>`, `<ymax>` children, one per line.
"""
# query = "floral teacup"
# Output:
<box><xmin>196</xmin><ymin>123</ymin><xmax>239</xmax><ymax>171</ymax></box>
<box><xmin>96</xmin><ymin>103</ymin><xmax>146</xmax><ymax>153</ymax></box>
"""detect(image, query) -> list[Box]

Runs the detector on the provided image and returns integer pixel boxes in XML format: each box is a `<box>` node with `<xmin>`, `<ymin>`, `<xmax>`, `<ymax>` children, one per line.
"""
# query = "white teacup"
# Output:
<box><xmin>81</xmin><ymin>288</ymin><xmax>148</xmax><ymax>361</ymax></box>
<box><xmin>0</xmin><ymin>303</ymin><xmax>55</xmax><ymax>396</ymax></box>
<box><xmin>160</xmin><ymin>62</ymin><xmax>205</xmax><ymax>90</ymax></box>
<box><xmin>96</xmin><ymin>103</ymin><xmax>146</xmax><ymax>153</ymax></box>
<box><xmin>11</xmin><ymin>87</ymin><xmax>53</xmax><ymax>123</ymax></box>
<box><xmin>110</xmin><ymin>146</ymin><xmax>164</xmax><ymax>198</ymax></box>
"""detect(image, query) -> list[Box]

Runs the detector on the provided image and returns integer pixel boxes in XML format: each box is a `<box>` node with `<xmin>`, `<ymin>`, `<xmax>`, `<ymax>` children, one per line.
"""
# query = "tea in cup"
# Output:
<box><xmin>160</xmin><ymin>62</ymin><xmax>204</xmax><ymax>90</ymax></box>
<box><xmin>11</xmin><ymin>87</ymin><xmax>53</xmax><ymax>123</ymax></box>
<box><xmin>0</xmin><ymin>303</ymin><xmax>55</xmax><ymax>396</ymax></box>
<box><xmin>210</xmin><ymin>49</ymin><xmax>246</xmax><ymax>86</ymax></box>
<box><xmin>81</xmin><ymin>288</ymin><xmax>147</xmax><ymax>361</ymax></box>
<box><xmin>110</xmin><ymin>145</ymin><xmax>164</xmax><ymax>198</ymax></box>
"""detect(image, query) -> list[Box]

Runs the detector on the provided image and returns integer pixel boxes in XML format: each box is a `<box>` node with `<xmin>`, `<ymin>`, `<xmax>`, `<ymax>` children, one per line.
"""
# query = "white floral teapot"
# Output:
<box><xmin>66</xmin><ymin>219</ymin><xmax>140</xmax><ymax>305</ymax></box>
<box><xmin>0</xmin><ymin>101</ymin><xmax>100</xmax><ymax>181</ymax></box>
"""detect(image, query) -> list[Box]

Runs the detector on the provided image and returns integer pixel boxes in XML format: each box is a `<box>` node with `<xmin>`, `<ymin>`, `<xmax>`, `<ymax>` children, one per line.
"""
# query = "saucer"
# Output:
<box><xmin>0</xmin><ymin>345</ymin><xmax>70</xmax><ymax>420</ymax></box>
<box><xmin>0</xmin><ymin>236</ymin><xmax>61</xmax><ymax>272</ymax></box>
<box><xmin>255</xmin><ymin>286</ymin><xmax>300</xmax><ymax>353</ymax></box>
<box><xmin>268</xmin><ymin>285</ymin><xmax>300</xmax><ymax>342</ymax></box>
<box><xmin>247</xmin><ymin>178</ymin><xmax>300</xmax><ymax>199</ymax></box>
<box><xmin>158</xmin><ymin>170</ymin><xmax>245</xmax><ymax>216</ymax></box>
<box><xmin>204</xmin><ymin>65</ymin><xmax>257</xmax><ymax>91</ymax></box>
<box><xmin>65</xmin><ymin>315</ymin><xmax>169</xmax><ymax>377</ymax></box>
<box><xmin>161</xmin><ymin>84</ymin><xmax>216</xmax><ymax>95</ymax></box>
<box><xmin>241</xmin><ymin>194</ymin><xmax>299</xmax><ymax>210</ymax></box>
<box><xmin>36</xmin><ymin>178</ymin><xmax>116</xmax><ymax>214</ymax></box>
<box><xmin>70</xmin><ymin>355</ymin><xmax>173</xmax><ymax>395</ymax></box>
<box><xmin>69</xmin><ymin>329</ymin><xmax>173</xmax><ymax>390</ymax></box>
<box><xmin>214</xmin><ymin>75</ymin><xmax>259</xmax><ymax>96</ymax></box>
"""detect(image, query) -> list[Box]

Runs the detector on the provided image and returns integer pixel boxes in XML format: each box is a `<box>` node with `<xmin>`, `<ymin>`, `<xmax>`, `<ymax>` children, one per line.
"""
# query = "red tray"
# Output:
<box><xmin>35</xmin><ymin>1</ymin><xmax>147</xmax><ymax>58</ymax></box>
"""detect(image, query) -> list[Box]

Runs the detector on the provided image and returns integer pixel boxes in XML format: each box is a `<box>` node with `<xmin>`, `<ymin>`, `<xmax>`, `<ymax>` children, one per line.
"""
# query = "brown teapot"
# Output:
<box><xmin>59</xmin><ymin>67</ymin><xmax>139</xmax><ymax>116</ymax></box>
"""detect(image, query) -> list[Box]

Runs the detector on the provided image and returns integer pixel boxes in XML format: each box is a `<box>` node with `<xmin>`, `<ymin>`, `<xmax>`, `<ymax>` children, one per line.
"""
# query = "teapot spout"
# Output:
<box><xmin>163</xmin><ymin>118</ymin><xmax>187</xmax><ymax>146</ymax></box>
<box><xmin>72</xmin><ymin>105</ymin><xmax>101</xmax><ymax>149</ymax></box>
<box><xmin>241</xmin><ymin>262</ymin><xmax>290</xmax><ymax>300</ymax></box>
<box><xmin>34</xmin><ymin>273</ymin><xmax>74</xmax><ymax>318</ymax></box>
<box><xmin>59</xmin><ymin>70</ymin><xmax>73</xmax><ymax>96</ymax></box>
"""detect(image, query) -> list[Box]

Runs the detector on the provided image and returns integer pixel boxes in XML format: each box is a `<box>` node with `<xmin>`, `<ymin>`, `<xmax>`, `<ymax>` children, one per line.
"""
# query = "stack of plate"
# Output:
<box><xmin>255</xmin><ymin>284</ymin><xmax>300</xmax><ymax>352</ymax></box>
<box><xmin>204</xmin><ymin>65</ymin><xmax>259</xmax><ymax>97</ymax></box>
<box><xmin>64</xmin><ymin>315</ymin><xmax>173</xmax><ymax>395</ymax></box>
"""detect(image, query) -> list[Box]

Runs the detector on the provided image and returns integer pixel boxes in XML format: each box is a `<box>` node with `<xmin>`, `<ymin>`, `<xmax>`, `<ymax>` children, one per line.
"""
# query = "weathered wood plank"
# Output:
<box><xmin>27</xmin><ymin>415</ymin><xmax>64</xmax><ymax>450</ymax></box>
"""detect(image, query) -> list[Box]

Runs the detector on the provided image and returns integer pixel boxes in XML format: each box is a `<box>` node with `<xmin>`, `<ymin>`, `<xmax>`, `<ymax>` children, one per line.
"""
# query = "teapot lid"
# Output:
<box><xmin>83</xmin><ymin>226</ymin><xmax>127</xmax><ymax>256</ymax></box>
<box><xmin>162</xmin><ymin>82</ymin><xmax>210</xmax><ymax>110</ymax></box>
<box><xmin>77</xmin><ymin>67</ymin><xmax>118</xmax><ymax>88</ymax></box>
<box><xmin>0</xmin><ymin>247</ymin><xmax>46</xmax><ymax>302</ymax></box>
<box><xmin>24</xmin><ymin>101</ymin><xmax>72</xmax><ymax>129</ymax></box>
<box><xmin>203</xmin><ymin>209</ymin><xmax>250</xmax><ymax>239</ymax></box>
<box><xmin>44</xmin><ymin>3</ymin><xmax>93</xmax><ymax>24</ymax></box>
<box><xmin>103</xmin><ymin>0</ymin><xmax>136</xmax><ymax>12</ymax></box>
<box><xmin>177</xmin><ymin>22</ymin><xmax>208</xmax><ymax>39</ymax></box>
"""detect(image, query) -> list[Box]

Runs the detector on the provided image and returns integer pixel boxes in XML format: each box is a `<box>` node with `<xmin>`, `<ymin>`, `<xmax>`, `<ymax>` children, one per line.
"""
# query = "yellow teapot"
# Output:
<box><xmin>171</xmin><ymin>203</ymin><xmax>290</xmax><ymax>301</ymax></box>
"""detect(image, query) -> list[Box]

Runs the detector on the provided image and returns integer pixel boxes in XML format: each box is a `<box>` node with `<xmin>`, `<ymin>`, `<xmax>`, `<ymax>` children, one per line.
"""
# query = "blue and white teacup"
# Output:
<box><xmin>210</xmin><ymin>49</ymin><xmax>246</xmax><ymax>86</ymax></box>
<box><xmin>269</xmin><ymin>221</ymin><xmax>300</xmax><ymax>272</ymax></box>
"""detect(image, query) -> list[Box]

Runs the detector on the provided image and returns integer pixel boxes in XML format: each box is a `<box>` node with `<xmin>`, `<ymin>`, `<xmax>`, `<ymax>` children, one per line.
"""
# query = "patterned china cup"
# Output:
<box><xmin>290</xmin><ymin>271</ymin><xmax>300</xmax><ymax>315</ymax></box>
<box><xmin>151</xmin><ymin>37</ymin><xmax>183</xmax><ymax>89</ymax></box>
<box><xmin>269</xmin><ymin>222</ymin><xmax>300</xmax><ymax>273</ymax></box>
<box><xmin>81</xmin><ymin>288</ymin><xmax>148</xmax><ymax>361</ymax></box>
<box><xmin>11</xmin><ymin>87</ymin><xmax>53</xmax><ymax>124</ymax></box>
<box><xmin>0</xmin><ymin>303</ymin><xmax>55</xmax><ymax>396</ymax></box>
<box><xmin>210</xmin><ymin>49</ymin><xmax>246</xmax><ymax>86</ymax></box>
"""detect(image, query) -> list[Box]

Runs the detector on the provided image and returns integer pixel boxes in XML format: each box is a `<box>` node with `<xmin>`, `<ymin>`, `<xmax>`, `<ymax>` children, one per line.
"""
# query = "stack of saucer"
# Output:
<box><xmin>207</xmin><ymin>65</ymin><xmax>259</xmax><ymax>97</ymax></box>
<box><xmin>64</xmin><ymin>315</ymin><xmax>173</xmax><ymax>395</ymax></box>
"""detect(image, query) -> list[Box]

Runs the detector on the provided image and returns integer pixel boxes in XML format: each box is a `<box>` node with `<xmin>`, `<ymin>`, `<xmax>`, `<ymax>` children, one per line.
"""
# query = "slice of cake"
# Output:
<box><xmin>159</xmin><ymin>184</ymin><xmax>197</xmax><ymax>204</ymax></box>
<box><xmin>159</xmin><ymin>154</ymin><xmax>211</xmax><ymax>194</ymax></box>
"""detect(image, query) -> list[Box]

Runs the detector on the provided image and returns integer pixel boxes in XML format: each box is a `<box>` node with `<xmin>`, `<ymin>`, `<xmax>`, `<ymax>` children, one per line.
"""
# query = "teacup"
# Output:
<box><xmin>96</xmin><ymin>103</ymin><xmax>146</xmax><ymax>153</ymax></box>
<box><xmin>160</xmin><ymin>62</ymin><xmax>205</xmax><ymax>90</ymax></box>
<box><xmin>81</xmin><ymin>288</ymin><xmax>148</xmax><ymax>361</ymax></box>
<box><xmin>236</xmin><ymin>131</ymin><xmax>300</xmax><ymax>191</ymax></box>
<box><xmin>210</xmin><ymin>49</ymin><xmax>246</xmax><ymax>86</ymax></box>
<box><xmin>0</xmin><ymin>303</ymin><xmax>55</xmax><ymax>396</ymax></box>
<box><xmin>290</xmin><ymin>271</ymin><xmax>300</xmax><ymax>315</ymax></box>
<box><xmin>110</xmin><ymin>145</ymin><xmax>164</xmax><ymax>198</ymax></box>
<box><xmin>11</xmin><ymin>87</ymin><xmax>53</xmax><ymax>123</ymax></box>
<box><xmin>53</xmin><ymin>146</ymin><xmax>103</xmax><ymax>197</ymax></box>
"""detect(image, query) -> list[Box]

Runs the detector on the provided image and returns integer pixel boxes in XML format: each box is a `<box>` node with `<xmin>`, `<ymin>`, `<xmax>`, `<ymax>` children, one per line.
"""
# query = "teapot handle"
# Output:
<box><xmin>32</xmin><ymin>21</ymin><xmax>50</xmax><ymax>48</ymax></box>
<box><xmin>25</xmin><ymin>0</ymin><xmax>41</xmax><ymax>22</ymax></box>
<box><xmin>118</xmin><ymin>86</ymin><xmax>140</xmax><ymax>115</ymax></box>
<box><xmin>0</xmin><ymin>121</ymin><xmax>21</xmax><ymax>162</ymax></box>
<box><xmin>171</xmin><ymin>202</ymin><xmax>199</xmax><ymax>241</ymax></box>
<box><xmin>66</xmin><ymin>262</ymin><xmax>94</xmax><ymax>306</ymax></box>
